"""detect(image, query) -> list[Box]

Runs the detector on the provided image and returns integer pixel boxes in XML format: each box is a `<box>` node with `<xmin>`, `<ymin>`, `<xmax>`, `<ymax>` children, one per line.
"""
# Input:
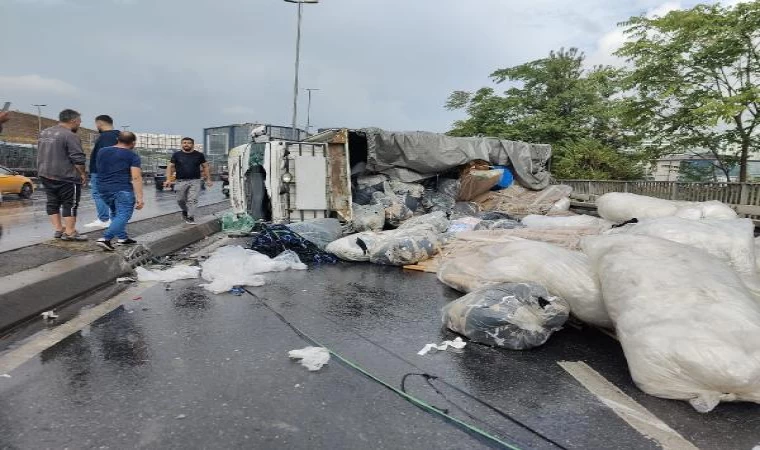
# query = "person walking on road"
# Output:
<box><xmin>164</xmin><ymin>137</ymin><xmax>212</xmax><ymax>225</ymax></box>
<box><xmin>36</xmin><ymin>109</ymin><xmax>88</xmax><ymax>241</ymax></box>
<box><xmin>95</xmin><ymin>131</ymin><xmax>144</xmax><ymax>251</ymax></box>
<box><xmin>85</xmin><ymin>114</ymin><xmax>120</xmax><ymax>229</ymax></box>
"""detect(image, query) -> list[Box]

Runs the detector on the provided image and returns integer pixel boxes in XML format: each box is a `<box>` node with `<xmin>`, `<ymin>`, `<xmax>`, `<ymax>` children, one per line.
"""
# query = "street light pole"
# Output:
<box><xmin>32</xmin><ymin>104</ymin><xmax>46</xmax><ymax>136</ymax></box>
<box><xmin>305</xmin><ymin>88</ymin><xmax>319</xmax><ymax>134</ymax></box>
<box><xmin>122</xmin><ymin>125</ymin><xmax>131</xmax><ymax>131</ymax></box>
<box><xmin>284</xmin><ymin>0</ymin><xmax>318</xmax><ymax>139</ymax></box>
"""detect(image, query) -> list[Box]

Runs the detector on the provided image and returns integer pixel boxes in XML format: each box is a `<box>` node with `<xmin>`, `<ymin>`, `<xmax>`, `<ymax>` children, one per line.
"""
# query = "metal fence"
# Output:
<box><xmin>557</xmin><ymin>179</ymin><xmax>760</xmax><ymax>219</ymax></box>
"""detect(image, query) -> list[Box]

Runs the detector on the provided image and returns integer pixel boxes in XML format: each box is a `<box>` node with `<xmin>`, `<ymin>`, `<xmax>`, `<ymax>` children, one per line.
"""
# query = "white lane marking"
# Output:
<box><xmin>0</xmin><ymin>283</ymin><xmax>154</xmax><ymax>375</ymax></box>
<box><xmin>558</xmin><ymin>361</ymin><xmax>699</xmax><ymax>450</ymax></box>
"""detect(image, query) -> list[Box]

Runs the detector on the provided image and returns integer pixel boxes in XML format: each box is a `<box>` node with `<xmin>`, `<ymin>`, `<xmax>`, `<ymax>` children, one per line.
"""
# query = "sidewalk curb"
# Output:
<box><xmin>0</xmin><ymin>215</ymin><xmax>223</xmax><ymax>333</ymax></box>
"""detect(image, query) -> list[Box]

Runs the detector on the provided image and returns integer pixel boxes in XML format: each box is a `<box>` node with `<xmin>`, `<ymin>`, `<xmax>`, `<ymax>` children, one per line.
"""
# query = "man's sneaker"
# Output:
<box><xmin>53</xmin><ymin>230</ymin><xmax>64</xmax><ymax>239</ymax></box>
<box><xmin>96</xmin><ymin>238</ymin><xmax>115</xmax><ymax>251</ymax></box>
<box><xmin>85</xmin><ymin>219</ymin><xmax>111</xmax><ymax>228</ymax></box>
<box><xmin>184</xmin><ymin>217</ymin><xmax>196</xmax><ymax>225</ymax></box>
<box><xmin>60</xmin><ymin>232</ymin><xmax>88</xmax><ymax>242</ymax></box>
<box><xmin>181</xmin><ymin>210</ymin><xmax>188</xmax><ymax>219</ymax></box>
<box><xmin>116</xmin><ymin>238</ymin><xmax>138</xmax><ymax>246</ymax></box>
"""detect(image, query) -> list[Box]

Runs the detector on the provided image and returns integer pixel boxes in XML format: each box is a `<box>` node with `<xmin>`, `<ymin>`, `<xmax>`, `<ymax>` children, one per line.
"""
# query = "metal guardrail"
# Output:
<box><xmin>556</xmin><ymin>180</ymin><xmax>760</xmax><ymax>220</ymax></box>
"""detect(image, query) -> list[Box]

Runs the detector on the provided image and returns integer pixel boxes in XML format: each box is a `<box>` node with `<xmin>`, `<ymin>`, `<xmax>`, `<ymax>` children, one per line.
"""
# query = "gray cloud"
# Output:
<box><xmin>1</xmin><ymin>0</ymin><xmax>720</xmax><ymax>138</ymax></box>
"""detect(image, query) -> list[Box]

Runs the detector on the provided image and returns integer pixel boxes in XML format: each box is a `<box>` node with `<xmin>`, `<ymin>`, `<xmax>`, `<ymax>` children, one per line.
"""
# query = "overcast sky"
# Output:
<box><xmin>0</xmin><ymin>0</ymin><xmax>740</xmax><ymax>139</ymax></box>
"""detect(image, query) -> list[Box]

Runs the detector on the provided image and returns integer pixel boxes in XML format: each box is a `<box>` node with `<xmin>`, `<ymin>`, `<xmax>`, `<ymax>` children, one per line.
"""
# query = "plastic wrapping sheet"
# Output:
<box><xmin>442</xmin><ymin>282</ymin><xmax>570</xmax><ymax>350</ymax></box>
<box><xmin>287</xmin><ymin>219</ymin><xmax>343</xmax><ymax>250</ymax></box>
<box><xmin>474</xmin><ymin>184</ymin><xmax>573</xmax><ymax>216</ymax></box>
<box><xmin>583</xmin><ymin>234</ymin><xmax>760</xmax><ymax>412</ymax></box>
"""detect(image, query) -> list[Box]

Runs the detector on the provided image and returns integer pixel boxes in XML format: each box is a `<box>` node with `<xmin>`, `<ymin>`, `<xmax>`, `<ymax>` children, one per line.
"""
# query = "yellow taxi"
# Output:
<box><xmin>0</xmin><ymin>165</ymin><xmax>34</xmax><ymax>198</ymax></box>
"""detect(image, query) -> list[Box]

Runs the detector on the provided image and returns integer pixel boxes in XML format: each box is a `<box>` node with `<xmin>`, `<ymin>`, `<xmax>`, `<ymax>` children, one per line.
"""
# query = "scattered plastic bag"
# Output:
<box><xmin>521</xmin><ymin>214</ymin><xmax>612</xmax><ymax>232</ymax></box>
<box><xmin>610</xmin><ymin>217</ymin><xmax>757</xmax><ymax>276</ymax></box>
<box><xmin>474</xmin><ymin>219</ymin><xmax>524</xmax><ymax>231</ymax></box>
<box><xmin>289</xmin><ymin>347</ymin><xmax>330</xmax><ymax>371</ymax></box>
<box><xmin>351</xmin><ymin>203</ymin><xmax>385</xmax><ymax>232</ymax></box>
<box><xmin>221</xmin><ymin>212</ymin><xmax>255</xmax><ymax>233</ymax></box>
<box><xmin>597</xmin><ymin>193</ymin><xmax>738</xmax><ymax>223</ymax></box>
<box><xmin>418</xmin><ymin>337</ymin><xmax>467</xmax><ymax>356</ymax></box>
<box><xmin>372</xmin><ymin>191</ymin><xmax>413</xmax><ymax>227</ymax></box>
<box><xmin>549</xmin><ymin>197</ymin><xmax>571</xmax><ymax>214</ymax></box>
<box><xmin>442</xmin><ymin>282</ymin><xmax>570</xmax><ymax>350</ymax></box>
<box><xmin>200</xmin><ymin>246</ymin><xmax>306</xmax><ymax>294</ymax></box>
<box><xmin>326</xmin><ymin>232</ymin><xmax>380</xmax><ymax>262</ymax></box>
<box><xmin>451</xmin><ymin>202</ymin><xmax>481</xmax><ymax>218</ymax></box>
<box><xmin>582</xmin><ymin>234</ymin><xmax>760</xmax><ymax>412</ymax></box>
<box><xmin>447</xmin><ymin>217</ymin><xmax>482</xmax><ymax>234</ymax></box>
<box><xmin>438</xmin><ymin>237</ymin><xmax>610</xmax><ymax>328</ymax></box>
<box><xmin>369</xmin><ymin>226</ymin><xmax>444</xmax><ymax>266</ymax></box>
<box><xmin>397</xmin><ymin>211</ymin><xmax>450</xmax><ymax>233</ymax></box>
<box><xmin>136</xmin><ymin>265</ymin><xmax>201</xmax><ymax>283</ymax></box>
<box><xmin>287</xmin><ymin>219</ymin><xmax>343</xmax><ymax>250</ymax></box>
<box><xmin>422</xmin><ymin>190</ymin><xmax>456</xmax><ymax>214</ymax></box>
<box><xmin>437</xmin><ymin>178</ymin><xmax>461</xmax><ymax>199</ymax></box>
<box><xmin>251</xmin><ymin>224</ymin><xmax>338</xmax><ymax>265</ymax></box>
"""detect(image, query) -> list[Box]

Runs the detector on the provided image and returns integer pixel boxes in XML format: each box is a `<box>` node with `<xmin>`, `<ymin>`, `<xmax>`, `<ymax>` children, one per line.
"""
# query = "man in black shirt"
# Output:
<box><xmin>164</xmin><ymin>137</ymin><xmax>212</xmax><ymax>224</ymax></box>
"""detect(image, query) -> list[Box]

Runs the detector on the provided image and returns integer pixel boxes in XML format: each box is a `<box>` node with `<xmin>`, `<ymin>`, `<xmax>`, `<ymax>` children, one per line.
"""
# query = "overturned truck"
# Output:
<box><xmin>227</xmin><ymin>127</ymin><xmax>552</xmax><ymax>223</ymax></box>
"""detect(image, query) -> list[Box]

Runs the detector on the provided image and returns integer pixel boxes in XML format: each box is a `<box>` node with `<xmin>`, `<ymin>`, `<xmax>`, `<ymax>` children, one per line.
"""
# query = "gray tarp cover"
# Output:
<box><xmin>361</xmin><ymin>128</ymin><xmax>552</xmax><ymax>190</ymax></box>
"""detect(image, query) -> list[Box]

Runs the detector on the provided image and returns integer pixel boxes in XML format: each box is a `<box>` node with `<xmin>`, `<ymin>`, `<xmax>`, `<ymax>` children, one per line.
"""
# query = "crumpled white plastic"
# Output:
<box><xmin>289</xmin><ymin>347</ymin><xmax>330</xmax><ymax>371</ymax></box>
<box><xmin>135</xmin><ymin>265</ymin><xmax>201</xmax><ymax>282</ymax></box>
<box><xmin>200</xmin><ymin>246</ymin><xmax>307</xmax><ymax>294</ymax></box>
<box><xmin>418</xmin><ymin>337</ymin><xmax>467</xmax><ymax>356</ymax></box>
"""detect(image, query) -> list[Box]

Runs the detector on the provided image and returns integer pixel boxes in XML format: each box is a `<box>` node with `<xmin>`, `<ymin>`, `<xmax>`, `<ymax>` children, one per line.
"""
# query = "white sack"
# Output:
<box><xmin>437</xmin><ymin>237</ymin><xmax>611</xmax><ymax>328</ymax></box>
<box><xmin>582</xmin><ymin>234</ymin><xmax>760</xmax><ymax>412</ymax></box>
<box><xmin>200</xmin><ymin>246</ymin><xmax>307</xmax><ymax>294</ymax></box>
<box><xmin>549</xmin><ymin>197</ymin><xmax>571</xmax><ymax>214</ymax></box>
<box><xmin>597</xmin><ymin>193</ymin><xmax>737</xmax><ymax>223</ymax></box>
<box><xmin>611</xmin><ymin>217</ymin><xmax>757</xmax><ymax>276</ymax></box>
<box><xmin>521</xmin><ymin>214</ymin><xmax>612</xmax><ymax>232</ymax></box>
<box><xmin>136</xmin><ymin>265</ymin><xmax>200</xmax><ymax>282</ymax></box>
<box><xmin>326</xmin><ymin>232</ymin><xmax>380</xmax><ymax>262</ymax></box>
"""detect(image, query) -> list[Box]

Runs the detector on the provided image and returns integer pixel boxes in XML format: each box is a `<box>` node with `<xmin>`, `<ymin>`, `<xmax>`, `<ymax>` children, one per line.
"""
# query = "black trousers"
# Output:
<box><xmin>41</xmin><ymin>177</ymin><xmax>82</xmax><ymax>217</ymax></box>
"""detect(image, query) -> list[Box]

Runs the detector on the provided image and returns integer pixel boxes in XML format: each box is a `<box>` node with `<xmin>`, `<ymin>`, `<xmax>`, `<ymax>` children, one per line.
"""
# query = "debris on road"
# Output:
<box><xmin>200</xmin><ymin>246</ymin><xmax>306</xmax><ymax>294</ymax></box>
<box><xmin>116</xmin><ymin>277</ymin><xmax>137</xmax><ymax>283</ymax></box>
<box><xmin>40</xmin><ymin>311</ymin><xmax>58</xmax><ymax>320</ymax></box>
<box><xmin>417</xmin><ymin>337</ymin><xmax>467</xmax><ymax>356</ymax></box>
<box><xmin>135</xmin><ymin>265</ymin><xmax>201</xmax><ymax>283</ymax></box>
<box><xmin>288</xmin><ymin>347</ymin><xmax>330</xmax><ymax>371</ymax></box>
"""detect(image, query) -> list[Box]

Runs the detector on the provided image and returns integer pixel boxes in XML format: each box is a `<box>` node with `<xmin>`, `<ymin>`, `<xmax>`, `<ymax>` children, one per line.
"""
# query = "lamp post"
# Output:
<box><xmin>32</xmin><ymin>104</ymin><xmax>46</xmax><ymax>136</ymax></box>
<box><xmin>122</xmin><ymin>125</ymin><xmax>131</xmax><ymax>131</ymax></box>
<box><xmin>305</xmin><ymin>88</ymin><xmax>319</xmax><ymax>134</ymax></box>
<box><xmin>284</xmin><ymin>0</ymin><xmax>318</xmax><ymax>137</ymax></box>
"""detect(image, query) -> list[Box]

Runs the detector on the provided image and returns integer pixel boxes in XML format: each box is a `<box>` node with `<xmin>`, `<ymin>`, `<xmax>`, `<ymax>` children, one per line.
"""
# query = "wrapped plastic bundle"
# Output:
<box><xmin>372</xmin><ymin>191</ymin><xmax>413</xmax><ymax>227</ymax></box>
<box><xmin>583</xmin><ymin>234</ymin><xmax>760</xmax><ymax>412</ymax></box>
<box><xmin>351</xmin><ymin>203</ymin><xmax>385</xmax><ymax>232</ymax></box>
<box><xmin>326</xmin><ymin>232</ymin><xmax>380</xmax><ymax>262</ymax></box>
<box><xmin>521</xmin><ymin>215</ymin><xmax>612</xmax><ymax>233</ymax></box>
<box><xmin>442</xmin><ymin>282</ymin><xmax>570</xmax><ymax>350</ymax></box>
<box><xmin>597</xmin><ymin>193</ymin><xmax>737</xmax><ymax>223</ymax></box>
<box><xmin>369</xmin><ymin>226</ymin><xmax>444</xmax><ymax>266</ymax></box>
<box><xmin>474</xmin><ymin>219</ymin><xmax>524</xmax><ymax>231</ymax></box>
<box><xmin>398</xmin><ymin>211</ymin><xmax>450</xmax><ymax>233</ymax></box>
<box><xmin>438</xmin><ymin>237</ymin><xmax>610</xmax><ymax>328</ymax></box>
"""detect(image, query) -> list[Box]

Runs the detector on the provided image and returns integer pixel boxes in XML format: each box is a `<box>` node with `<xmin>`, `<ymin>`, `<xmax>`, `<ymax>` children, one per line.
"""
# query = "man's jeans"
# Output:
<box><xmin>90</xmin><ymin>174</ymin><xmax>111</xmax><ymax>222</ymax></box>
<box><xmin>102</xmin><ymin>191</ymin><xmax>135</xmax><ymax>240</ymax></box>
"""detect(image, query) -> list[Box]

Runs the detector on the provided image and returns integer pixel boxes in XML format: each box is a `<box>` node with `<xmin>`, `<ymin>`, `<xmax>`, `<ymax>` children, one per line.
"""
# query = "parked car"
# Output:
<box><xmin>0</xmin><ymin>165</ymin><xmax>34</xmax><ymax>198</ymax></box>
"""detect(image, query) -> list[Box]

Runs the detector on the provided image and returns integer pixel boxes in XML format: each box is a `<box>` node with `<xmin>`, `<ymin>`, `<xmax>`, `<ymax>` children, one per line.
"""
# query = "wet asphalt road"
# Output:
<box><xmin>1</xmin><ymin>261</ymin><xmax>759</xmax><ymax>449</ymax></box>
<box><xmin>0</xmin><ymin>184</ymin><xmax>226</xmax><ymax>252</ymax></box>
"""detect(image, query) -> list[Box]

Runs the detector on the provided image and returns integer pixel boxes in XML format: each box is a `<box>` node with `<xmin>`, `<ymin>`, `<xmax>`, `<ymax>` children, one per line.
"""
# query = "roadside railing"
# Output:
<box><xmin>556</xmin><ymin>180</ymin><xmax>760</xmax><ymax>220</ymax></box>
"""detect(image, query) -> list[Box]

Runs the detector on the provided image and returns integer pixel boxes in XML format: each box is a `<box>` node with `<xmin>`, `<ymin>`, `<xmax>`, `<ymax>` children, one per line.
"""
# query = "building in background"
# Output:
<box><xmin>0</xmin><ymin>111</ymin><xmax>98</xmax><ymax>175</ymax></box>
<box><xmin>203</xmin><ymin>123</ymin><xmax>307</xmax><ymax>173</ymax></box>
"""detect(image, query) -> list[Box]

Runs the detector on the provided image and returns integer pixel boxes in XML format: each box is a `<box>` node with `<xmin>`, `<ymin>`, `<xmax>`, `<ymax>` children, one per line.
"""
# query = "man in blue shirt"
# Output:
<box><xmin>85</xmin><ymin>115</ymin><xmax>121</xmax><ymax>228</ymax></box>
<box><xmin>94</xmin><ymin>131</ymin><xmax>144</xmax><ymax>251</ymax></box>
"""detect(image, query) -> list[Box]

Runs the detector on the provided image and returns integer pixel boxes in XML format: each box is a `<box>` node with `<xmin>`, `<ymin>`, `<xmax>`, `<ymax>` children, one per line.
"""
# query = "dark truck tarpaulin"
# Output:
<box><xmin>360</xmin><ymin>128</ymin><xmax>552</xmax><ymax>190</ymax></box>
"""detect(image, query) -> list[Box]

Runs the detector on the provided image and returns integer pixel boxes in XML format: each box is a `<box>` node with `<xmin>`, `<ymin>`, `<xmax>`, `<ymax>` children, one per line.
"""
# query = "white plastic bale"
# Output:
<box><xmin>597</xmin><ymin>193</ymin><xmax>738</xmax><ymax>223</ymax></box>
<box><xmin>437</xmin><ymin>237</ymin><xmax>611</xmax><ymax>328</ymax></box>
<box><xmin>610</xmin><ymin>217</ymin><xmax>757</xmax><ymax>276</ymax></box>
<box><xmin>549</xmin><ymin>197</ymin><xmax>571</xmax><ymax>214</ymax></box>
<box><xmin>397</xmin><ymin>211</ymin><xmax>450</xmax><ymax>233</ymax></box>
<box><xmin>582</xmin><ymin>234</ymin><xmax>760</xmax><ymax>412</ymax></box>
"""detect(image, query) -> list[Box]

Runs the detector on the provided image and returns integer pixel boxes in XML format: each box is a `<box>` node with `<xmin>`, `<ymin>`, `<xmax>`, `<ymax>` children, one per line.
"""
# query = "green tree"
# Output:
<box><xmin>553</xmin><ymin>138</ymin><xmax>644</xmax><ymax>180</ymax></box>
<box><xmin>617</xmin><ymin>1</ymin><xmax>760</xmax><ymax>181</ymax></box>
<box><xmin>446</xmin><ymin>48</ymin><xmax>641</xmax><ymax>179</ymax></box>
